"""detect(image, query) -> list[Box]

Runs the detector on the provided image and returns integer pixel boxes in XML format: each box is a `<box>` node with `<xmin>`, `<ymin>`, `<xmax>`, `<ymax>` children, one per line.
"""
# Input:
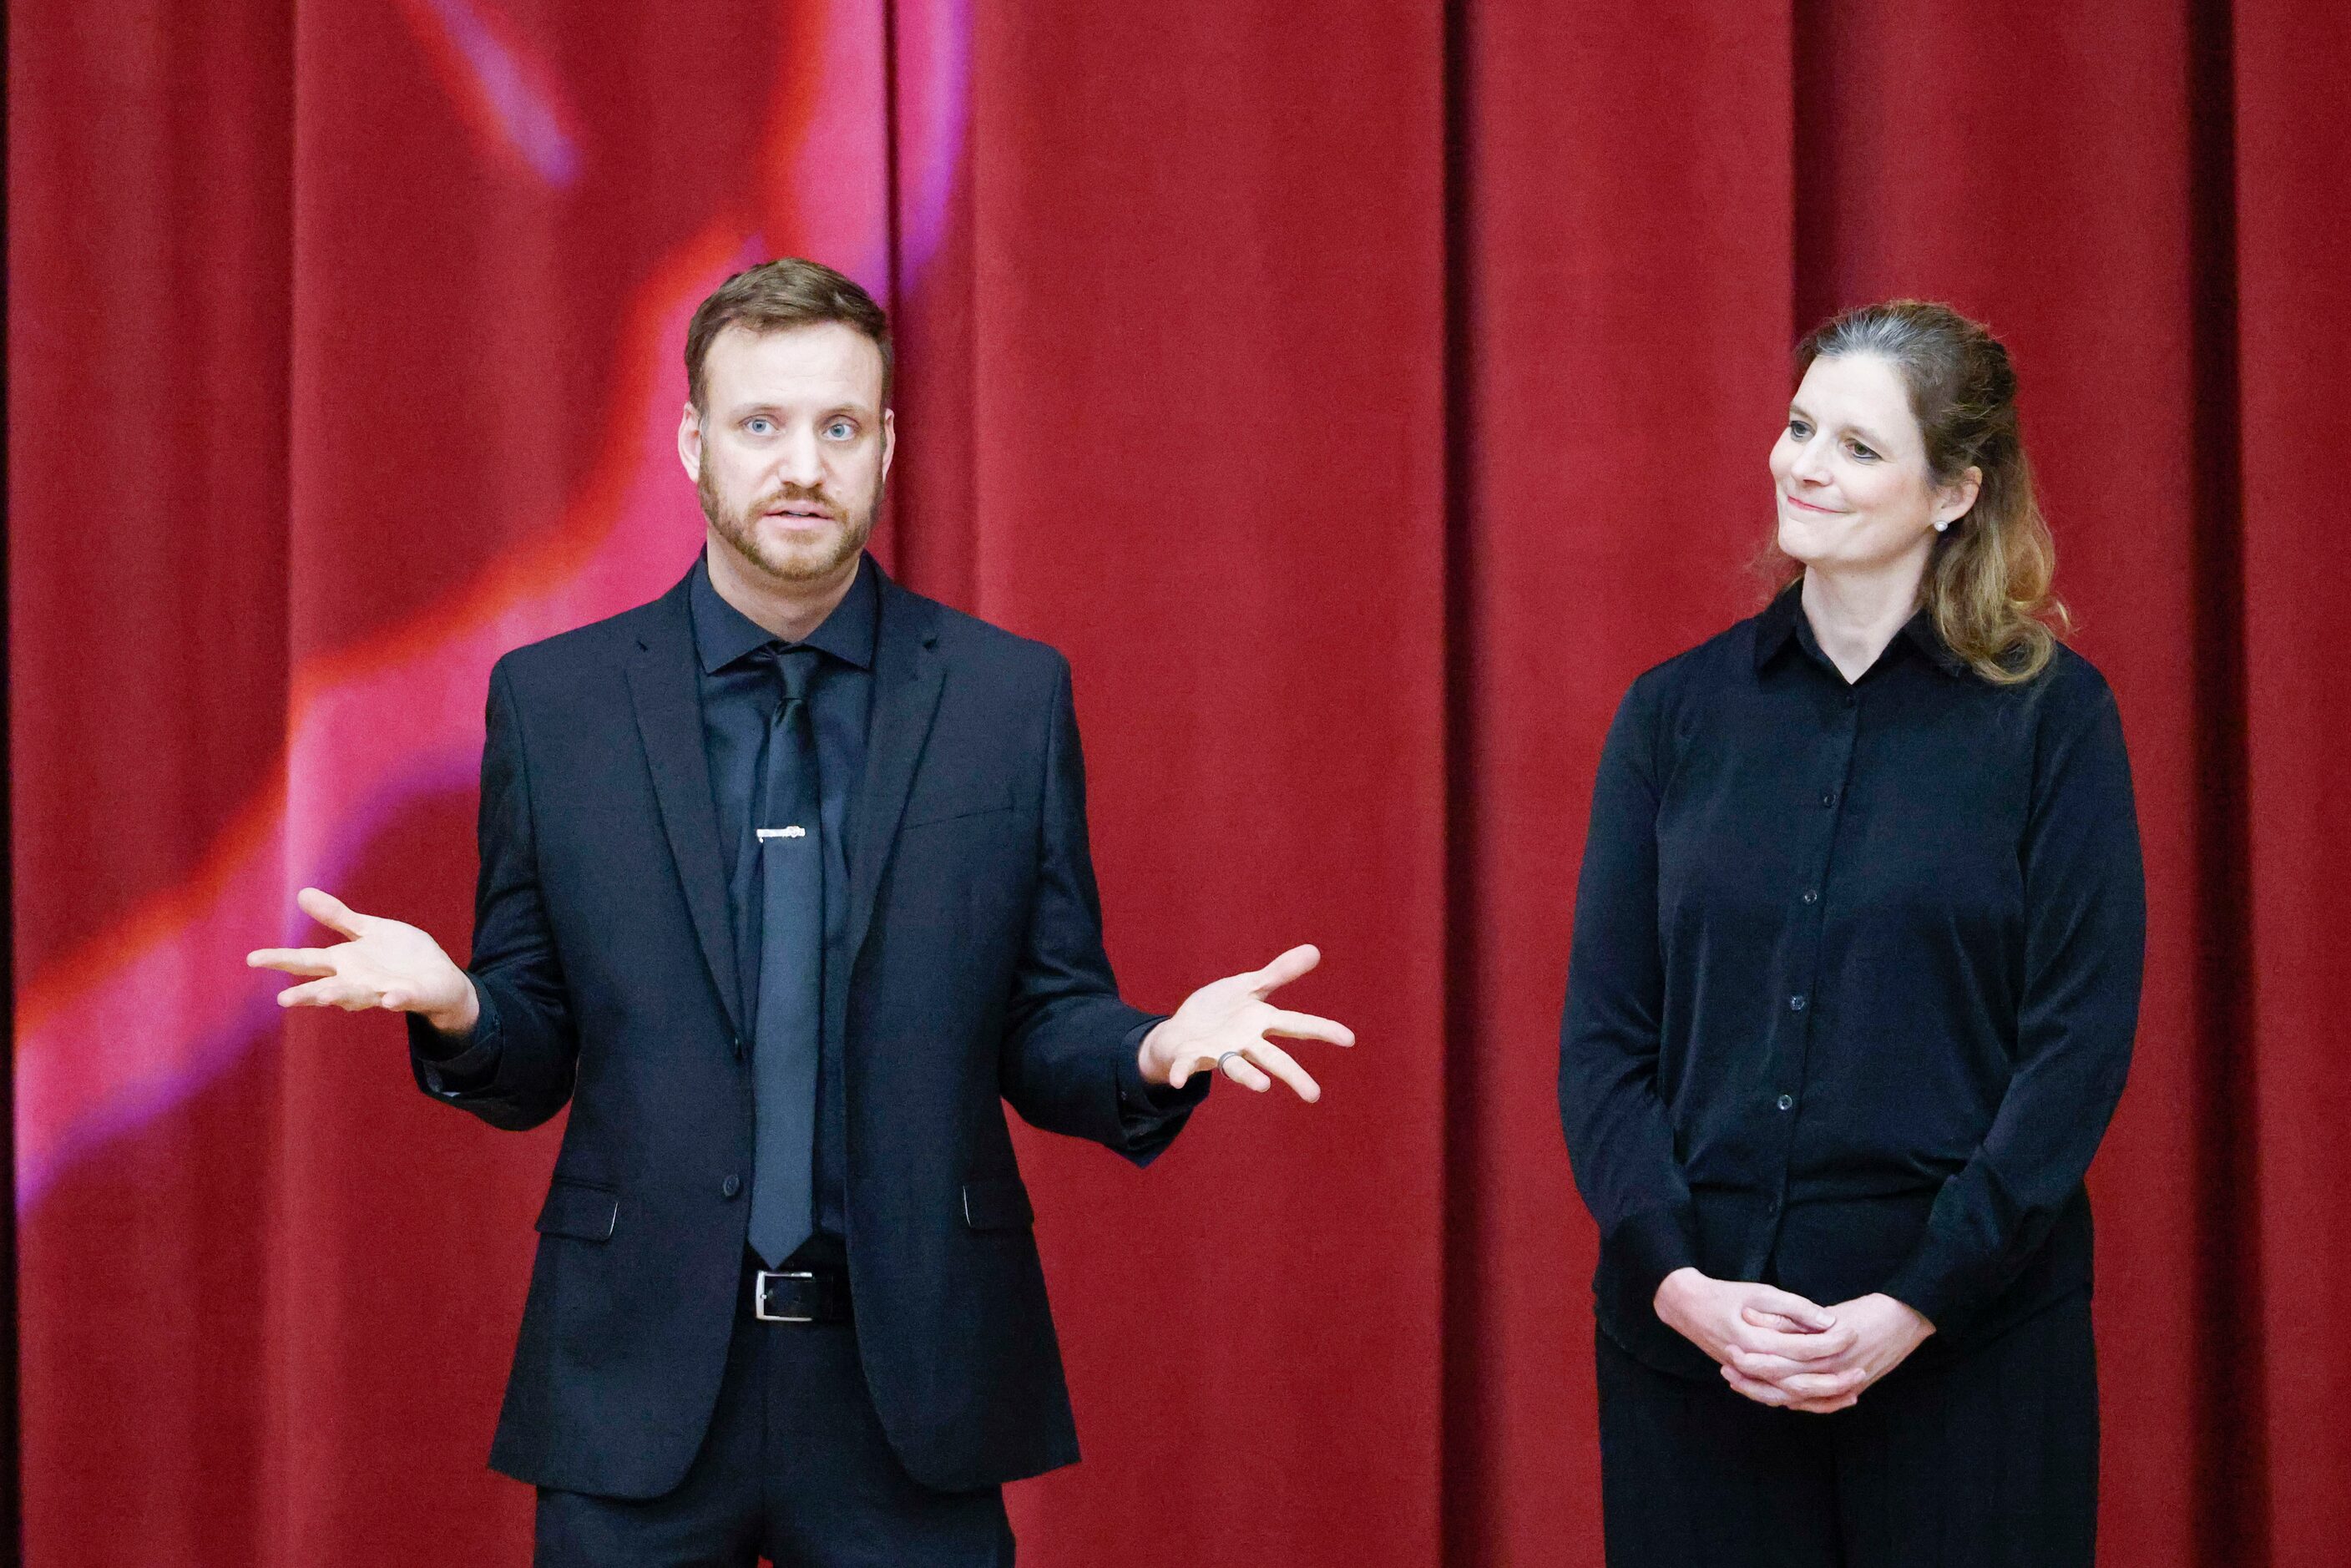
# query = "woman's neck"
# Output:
<box><xmin>1799</xmin><ymin>559</ymin><xmax>1927</xmax><ymax>684</ymax></box>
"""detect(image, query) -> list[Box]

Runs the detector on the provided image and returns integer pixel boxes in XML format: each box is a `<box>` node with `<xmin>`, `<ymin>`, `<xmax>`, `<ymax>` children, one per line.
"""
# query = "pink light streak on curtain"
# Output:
<box><xmin>13</xmin><ymin>0</ymin><xmax>967</xmax><ymax>1210</ymax></box>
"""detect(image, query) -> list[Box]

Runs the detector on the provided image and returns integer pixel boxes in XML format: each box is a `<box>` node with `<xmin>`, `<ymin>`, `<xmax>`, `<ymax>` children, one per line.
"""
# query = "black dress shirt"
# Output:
<box><xmin>1560</xmin><ymin>585</ymin><xmax>2145</xmax><ymax>1378</ymax></box>
<box><xmin>689</xmin><ymin>554</ymin><xmax>877</xmax><ymax>1250</ymax></box>
<box><xmin>690</xmin><ymin>554</ymin><xmax>1193</xmax><ymax>1259</ymax></box>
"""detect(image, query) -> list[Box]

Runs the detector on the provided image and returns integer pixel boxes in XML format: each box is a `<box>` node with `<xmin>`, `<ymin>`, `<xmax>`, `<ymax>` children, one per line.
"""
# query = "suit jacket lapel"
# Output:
<box><xmin>626</xmin><ymin>572</ymin><xmax>746</xmax><ymax>1040</ymax></box>
<box><xmin>841</xmin><ymin>566</ymin><xmax>945</xmax><ymax>984</ymax></box>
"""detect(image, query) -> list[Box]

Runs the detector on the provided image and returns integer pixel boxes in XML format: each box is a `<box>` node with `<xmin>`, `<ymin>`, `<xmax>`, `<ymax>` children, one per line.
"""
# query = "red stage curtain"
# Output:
<box><xmin>10</xmin><ymin>2</ymin><xmax>2345</xmax><ymax>1563</ymax></box>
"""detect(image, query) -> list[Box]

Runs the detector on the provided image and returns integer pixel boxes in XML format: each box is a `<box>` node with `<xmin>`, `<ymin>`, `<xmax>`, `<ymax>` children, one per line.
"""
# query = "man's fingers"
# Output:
<box><xmin>1216</xmin><ymin>1053</ymin><xmax>1275</xmax><ymax>1094</ymax></box>
<box><xmin>246</xmin><ymin>947</ymin><xmax>341</xmax><ymax>977</ymax></box>
<box><xmin>1262</xmin><ymin>1009</ymin><xmax>1355</xmax><ymax>1048</ymax></box>
<box><xmin>1247</xmin><ymin>944</ymin><xmax>1322</xmax><ymax>998</ymax></box>
<box><xmin>276</xmin><ymin>976</ymin><xmax>375</xmax><ymax>1009</ymax></box>
<box><xmin>296</xmin><ymin>886</ymin><xmax>372</xmax><ymax>940</ymax></box>
<box><xmin>1233</xmin><ymin>1040</ymin><xmax>1322</xmax><ymax>1103</ymax></box>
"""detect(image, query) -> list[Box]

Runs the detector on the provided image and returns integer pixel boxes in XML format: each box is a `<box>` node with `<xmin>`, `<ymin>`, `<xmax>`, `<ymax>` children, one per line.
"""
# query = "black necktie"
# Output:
<box><xmin>749</xmin><ymin>645</ymin><xmax>822</xmax><ymax>1267</ymax></box>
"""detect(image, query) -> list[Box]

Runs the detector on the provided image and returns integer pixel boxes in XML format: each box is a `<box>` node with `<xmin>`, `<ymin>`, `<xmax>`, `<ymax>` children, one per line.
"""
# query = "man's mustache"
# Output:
<box><xmin>754</xmin><ymin>485</ymin><xmax>841</xmax><ymax>520</ymax></box>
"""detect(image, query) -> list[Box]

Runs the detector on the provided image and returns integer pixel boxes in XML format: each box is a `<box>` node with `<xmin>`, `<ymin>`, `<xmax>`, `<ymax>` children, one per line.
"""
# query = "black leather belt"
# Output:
<box><xmin>753</xmin><ymin>1267</ymin><xmax>852</xmax><ymax>1324</ymax></box>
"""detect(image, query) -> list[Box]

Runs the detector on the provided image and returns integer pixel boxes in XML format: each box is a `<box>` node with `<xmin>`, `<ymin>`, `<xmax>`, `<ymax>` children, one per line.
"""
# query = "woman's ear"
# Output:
<box><xmin>1934</xmin><ymin>465</ymin><xmax>1984</xmax><ymax>532</ymax></box>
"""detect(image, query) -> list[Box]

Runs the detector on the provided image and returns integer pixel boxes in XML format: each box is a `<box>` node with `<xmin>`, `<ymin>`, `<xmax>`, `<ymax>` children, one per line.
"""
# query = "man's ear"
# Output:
<box><xmin>676</xmin><ymin>402</ymin><xmax>705</xmax><ymax>485</ymax></box>
<box><xmin>880</xmin><ymin>408</ymin><xmax>897</xmax><ymax>483</ymax></box>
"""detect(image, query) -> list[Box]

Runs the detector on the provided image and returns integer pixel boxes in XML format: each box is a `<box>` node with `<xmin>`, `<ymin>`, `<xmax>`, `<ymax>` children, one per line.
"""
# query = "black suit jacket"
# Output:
<box><xmin>407</xmin><ymin>558</ymin><xmax>1196</xmax><ymax>1497</ymax></box>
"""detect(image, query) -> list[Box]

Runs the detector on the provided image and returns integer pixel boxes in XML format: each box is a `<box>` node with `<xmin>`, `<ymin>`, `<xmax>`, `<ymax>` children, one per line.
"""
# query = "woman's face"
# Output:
<box><xmin>1769</xmin><ymin>352</ymin><xmax>1977</xmax><ymax>574</ymax></box>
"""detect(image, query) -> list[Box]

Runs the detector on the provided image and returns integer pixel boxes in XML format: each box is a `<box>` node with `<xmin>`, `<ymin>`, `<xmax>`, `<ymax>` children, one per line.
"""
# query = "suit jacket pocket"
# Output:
<box><xmin>535</xmin><ymin>1177</ymin><xmax>619</xmax><ymax>1242</ymax></box>
<box><xmin>962</xmin><ymin>1176</ymin><xmax>1035</xmax><ymax>1232</ymax></box>
<box><xmin>902</xmin><ymin>785</ymin><xmax>1015</xmax><ymax>830</ymax></box>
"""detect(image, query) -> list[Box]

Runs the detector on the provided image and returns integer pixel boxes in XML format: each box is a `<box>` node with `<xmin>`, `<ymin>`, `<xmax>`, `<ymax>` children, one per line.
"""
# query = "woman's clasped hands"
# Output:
<box><xmin>1653</xmin><ymin>1267</ymin><xmax>1935</xmax><ymax>1415</ymax></box>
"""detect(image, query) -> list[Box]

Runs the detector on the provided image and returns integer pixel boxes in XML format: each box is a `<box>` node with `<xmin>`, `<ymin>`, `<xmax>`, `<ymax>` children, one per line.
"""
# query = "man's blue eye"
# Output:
<box><xmin>825</xmin><ymin>422</ymin><xmax>854</xmax><ymax>440</ymax></box>
<box><xmin>746</xmin><ymin>417</ymin><xmax>774</xmax><ymax>435</ymax></box>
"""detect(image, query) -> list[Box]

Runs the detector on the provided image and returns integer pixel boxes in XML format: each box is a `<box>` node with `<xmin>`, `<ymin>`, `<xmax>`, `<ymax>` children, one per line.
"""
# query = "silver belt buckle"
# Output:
<box><xmin>754</xmin><ymin>1269</ymin><xmax>817</xmax><ymax>1323</ymax></box>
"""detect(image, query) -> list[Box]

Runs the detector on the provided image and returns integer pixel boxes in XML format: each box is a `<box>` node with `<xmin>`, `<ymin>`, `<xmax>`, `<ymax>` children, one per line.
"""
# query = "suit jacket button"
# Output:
<box><xmin>721</xmin><ymin>1175</ymin><xmax>742</xmax><ymax>1199</ymax></box>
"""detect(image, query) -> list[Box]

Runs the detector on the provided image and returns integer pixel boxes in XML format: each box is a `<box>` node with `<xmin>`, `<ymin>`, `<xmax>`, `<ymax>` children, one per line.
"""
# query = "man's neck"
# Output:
<box><xmin>1799</xmin><ymin>557</ymin><xmax>1927</xmax><ymax>684</ymax></box>
<box><xmin>705</xmin><ymin>534</ymin><xmax>860</xmax><ymax>644</ymax></box>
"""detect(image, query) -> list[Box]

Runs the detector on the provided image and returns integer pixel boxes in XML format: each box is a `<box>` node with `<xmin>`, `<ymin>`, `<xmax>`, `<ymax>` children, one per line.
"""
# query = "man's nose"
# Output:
<box><xmin>770</xmin><ymin>426</ymin><xmax>824</xmax><ymax>488</ymax></box>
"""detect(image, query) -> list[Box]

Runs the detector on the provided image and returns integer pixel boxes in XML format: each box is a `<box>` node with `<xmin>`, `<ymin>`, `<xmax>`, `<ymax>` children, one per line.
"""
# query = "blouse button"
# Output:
<box><xmin>1776</xmin><ymin>1095</ymin><xmax>1795</xmax><ymax>1111</ymax></box>
<box><xmin>1802</xmin><ymin>889</ymin><xmax>1819</xmax><ymax>904</ymax></box>
<box><xmin>1790</xmin><ymin>994</ymin><xmax>1807</xmax><ymax>1012</ymax></box>
<box><xmin>1819</xmin><ymin>790</ymin><xmax>1837</xmax><ymax>808</ymax></box>
<box><xmin>721</xmin><ymin>1175</ymin><xmax>742</xmax><ymax>1199</ymax></box>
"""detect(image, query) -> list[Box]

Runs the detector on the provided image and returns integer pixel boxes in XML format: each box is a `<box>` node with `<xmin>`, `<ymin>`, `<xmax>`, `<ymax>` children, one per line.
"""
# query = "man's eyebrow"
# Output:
<box><xmin>720</xmin><ymin>399</ymin><xmax>877</xmax><ymax>420</ymax></box>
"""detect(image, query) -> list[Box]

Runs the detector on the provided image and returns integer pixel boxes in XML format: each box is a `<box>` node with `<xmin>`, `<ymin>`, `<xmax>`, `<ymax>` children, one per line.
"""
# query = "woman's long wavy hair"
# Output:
<box><xmin>1777</xmin><ymin>300</ymin><xmax>2070</xmax><ymax>684</ymax></box>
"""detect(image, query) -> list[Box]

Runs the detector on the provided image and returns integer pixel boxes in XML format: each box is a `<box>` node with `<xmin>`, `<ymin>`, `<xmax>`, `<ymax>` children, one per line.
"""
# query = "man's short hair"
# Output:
<box><xmin>684</xmin><ymin>257</ymin><xmax>892</xmax><ymax>414</ymax></box>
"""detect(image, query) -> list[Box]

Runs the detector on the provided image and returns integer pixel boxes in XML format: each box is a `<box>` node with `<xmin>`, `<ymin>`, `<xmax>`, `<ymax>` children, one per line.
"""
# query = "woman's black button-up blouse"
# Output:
<box><xmin>1560</xmin><ymin>586</ymin><xmax>2145</xmax><ymax>1378</ymax></box>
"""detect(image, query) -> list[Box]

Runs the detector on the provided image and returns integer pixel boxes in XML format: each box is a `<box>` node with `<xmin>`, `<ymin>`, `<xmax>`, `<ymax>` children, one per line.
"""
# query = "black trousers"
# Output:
<box><xmin>535</xmin><ymin>1257</ymin><xmax>1015</xmax><ymax>1567</ymax></box>
<box><xmin>1595</xmin><ymin>1290</ymin><xmax>2097</xmax><ymax>1567</ymax></box>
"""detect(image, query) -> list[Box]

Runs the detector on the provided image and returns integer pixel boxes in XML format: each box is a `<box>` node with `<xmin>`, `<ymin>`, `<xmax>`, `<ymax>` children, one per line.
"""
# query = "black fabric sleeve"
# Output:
<box><xmin>1881</xmin><ymin>674</ymin><xmax>2146</xmax><ymax>1328</ymax></box>
<box><xmin>405</xmin><ymin>657</ymin><xmax>580</xmax><ymax>1131</ymax></box>
<box><xmin>1560</xmin><ymin>675</ymin><xmax>1701</xmax><ymax>1306</ymax></box>
<box><xmin>998</xmin><ymin>657</ymin><xmax>1196</xmax><ymax>1165</ymax></box>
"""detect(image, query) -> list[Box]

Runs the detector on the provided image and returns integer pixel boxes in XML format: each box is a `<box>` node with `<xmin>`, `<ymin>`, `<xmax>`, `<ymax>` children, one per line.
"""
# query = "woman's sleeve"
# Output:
<box><xmin>1560</xmin><ymin>675</ymin><xmax>1699</xmax><ymax>1303</ymax></box>
<box><xmin>1880</xmin><ymin>671</ymin><xmax>2146</xmax><ymax>1328</ymax></box>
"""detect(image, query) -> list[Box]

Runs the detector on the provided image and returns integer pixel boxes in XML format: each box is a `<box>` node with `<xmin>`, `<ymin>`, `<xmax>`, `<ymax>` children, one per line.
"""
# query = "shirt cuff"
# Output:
<box><xmin>1115</xmin><ymin>1016</ymin><xmax>1206</xmax><ymax>1125</ymax></box>
<box><xmin>409</xmin><ymin>984</ymin><xmax>503</xmax><ymax>1095</ymax></box>
<box><xmin>1877</xmin><ymin>1235</ymin><xmax>1969</xmax><ymax>1331</ymax></box>
<box><xmin>1612</xmin><ymin>1205</ymin><xmax>1702</xmax><ymax>1308</ymax></box>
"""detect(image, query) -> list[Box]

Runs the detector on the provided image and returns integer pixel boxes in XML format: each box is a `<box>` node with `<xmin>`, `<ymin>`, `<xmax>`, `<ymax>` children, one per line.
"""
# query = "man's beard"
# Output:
<box><xmin>700</xmin><ymin>467</ymin><xmax>877</xmax><ymax>584</ymax></box>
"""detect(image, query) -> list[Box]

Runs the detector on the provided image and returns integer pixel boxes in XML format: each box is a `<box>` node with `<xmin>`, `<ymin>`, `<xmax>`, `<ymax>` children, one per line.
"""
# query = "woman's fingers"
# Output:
<box><xmin>1724</xmin><ymin>1361</ymin><xmax>1867</xmax><ymax>1414</ymax></box>
<box><xmin>1720</xmin><ymin>1365</ymin><xmax>1793</xmax><ymax>1407</ymax></box>
<box><xmin>1731</xmin><ymin>1319</ymin><xmax>1855</xmax><ymax>1363</ymax></box>
<box><xmin>1775</xmin><ymin>1366</ymin><xmax>1868</xmax><ymax>1399</ymax></box>
<box><xmin>1725</xmin><ymin>1346</ymin><xmax>1812</xmax><ymax>1378</ymax></box>
<box><xmin>1747</xmin><ymin>1287</ymin><xmax>1837</xmax><ymax>1331</ymax></box>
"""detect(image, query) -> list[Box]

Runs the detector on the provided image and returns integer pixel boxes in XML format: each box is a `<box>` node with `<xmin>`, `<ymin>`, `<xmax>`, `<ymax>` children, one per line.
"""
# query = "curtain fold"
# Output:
<box><xmin>11</xmin><ymin>2</ymin><xmax>2343</xmax><ymax>1562</ymax></box>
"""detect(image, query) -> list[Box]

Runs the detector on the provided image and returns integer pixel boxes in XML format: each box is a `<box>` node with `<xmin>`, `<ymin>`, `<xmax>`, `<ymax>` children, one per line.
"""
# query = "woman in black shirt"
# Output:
<box><xmin>1560</xmin><ymin>301</ymin><xmax>2144</xmax><ymax>1565</ymax></box>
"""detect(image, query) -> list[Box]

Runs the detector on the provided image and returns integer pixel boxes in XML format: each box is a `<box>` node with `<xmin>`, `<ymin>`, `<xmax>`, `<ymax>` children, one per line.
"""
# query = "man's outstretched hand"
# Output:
<box><xmin>246</xmin><ymin>887</ymin><xmax>478</xmax><ymax>1035</ymax></box>
<box><xmin>1137</xmin><ymin>943</ymin><xmax>1354</xmax><ymax>1102</ymax></box>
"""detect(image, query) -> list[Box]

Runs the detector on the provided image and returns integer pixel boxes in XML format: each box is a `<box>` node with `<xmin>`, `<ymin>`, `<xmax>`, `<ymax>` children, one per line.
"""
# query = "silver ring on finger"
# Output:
<box><xmin>1216</xmin><ymin>1050</ymin><xmax>1246</xmax><ymax>1080</ymax></box>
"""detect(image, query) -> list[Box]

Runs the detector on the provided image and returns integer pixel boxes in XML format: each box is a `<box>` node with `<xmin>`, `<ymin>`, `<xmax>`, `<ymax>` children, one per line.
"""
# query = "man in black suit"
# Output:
<box><xmin>247</xmin><ymin>257</ymin><xmax>1352</xmax><ymax>1565</ymax></box>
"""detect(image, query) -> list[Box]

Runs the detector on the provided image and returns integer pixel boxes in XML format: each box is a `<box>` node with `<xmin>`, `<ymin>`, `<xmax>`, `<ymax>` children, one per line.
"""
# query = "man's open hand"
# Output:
<box><xmin>1138</xmin><ymin>943</ymin><xmax>1354</xmax><ymax>1102</ymax></box>
<box><xmin>246</xmin><ymin>887</ymin><xmax>478</xmax><ymax>1035</ymax></box>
